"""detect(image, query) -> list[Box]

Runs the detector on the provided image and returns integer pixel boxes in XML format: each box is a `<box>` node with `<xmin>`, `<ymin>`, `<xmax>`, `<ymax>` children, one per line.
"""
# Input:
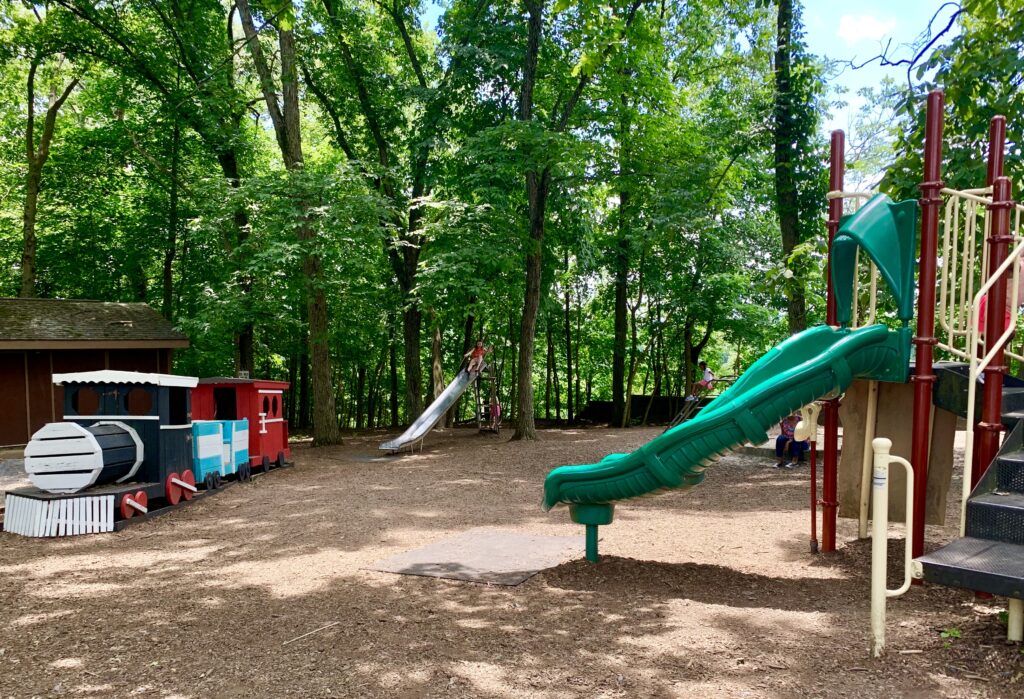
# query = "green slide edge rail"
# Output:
<box><xmin>542</xmin><ymin>324</ymin><xmax>909</xmax><ymax>510</ymax></box>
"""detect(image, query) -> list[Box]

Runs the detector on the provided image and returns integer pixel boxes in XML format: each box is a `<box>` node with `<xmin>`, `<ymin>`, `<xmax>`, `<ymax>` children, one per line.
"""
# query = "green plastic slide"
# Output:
<box><xmin>543</xmin><ymin>323</ymin><xmax>910</xmax><ymax>512</ymax></box>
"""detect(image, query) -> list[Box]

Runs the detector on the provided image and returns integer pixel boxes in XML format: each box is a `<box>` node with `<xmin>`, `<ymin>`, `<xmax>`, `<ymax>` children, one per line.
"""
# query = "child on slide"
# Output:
<box><xmin>465</xmin><ymin>341</ymin><xmax>491</xmax><ymax>373</ymax></box>
<box><xmin>686</xmin><ymin>361</ymin><xmax>715</xmax><ymax>401</ymax></box>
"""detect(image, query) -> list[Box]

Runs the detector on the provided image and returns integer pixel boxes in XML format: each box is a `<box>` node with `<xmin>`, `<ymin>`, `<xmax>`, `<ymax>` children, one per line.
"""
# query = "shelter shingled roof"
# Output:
<box><xmin>0</xmin><ymin>298</ymin><xmax>189</xmax><ymax>349</ymax></box>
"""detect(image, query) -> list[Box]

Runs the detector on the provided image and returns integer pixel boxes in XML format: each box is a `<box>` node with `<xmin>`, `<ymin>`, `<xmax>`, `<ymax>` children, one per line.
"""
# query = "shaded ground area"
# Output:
<box><xmin>1</xmin><ymin>427</ymin><xmax>1022</xmax><ymax>698</ymax></box>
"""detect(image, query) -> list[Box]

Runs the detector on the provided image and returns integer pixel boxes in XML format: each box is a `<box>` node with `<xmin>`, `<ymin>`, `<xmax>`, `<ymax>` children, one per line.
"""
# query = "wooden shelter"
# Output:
<box><xmin>0</xmin><ymin>298</ymin><xmax>188</xmax><ymax>446</ymax></box>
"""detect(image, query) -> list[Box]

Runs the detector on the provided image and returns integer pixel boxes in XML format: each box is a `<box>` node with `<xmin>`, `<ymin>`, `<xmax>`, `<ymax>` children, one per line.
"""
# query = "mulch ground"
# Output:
<box><xmin>1</xmin><ymin>426</ymin><xmax>1022</xmax><ymax>698</ymax></box>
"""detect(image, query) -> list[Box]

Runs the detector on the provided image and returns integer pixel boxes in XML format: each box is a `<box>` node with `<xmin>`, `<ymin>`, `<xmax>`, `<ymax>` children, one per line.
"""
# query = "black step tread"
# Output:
<box><xmin>970</xmin><ymin>491</ymin><xmax>1024</xmax><ymax>509</ymax></box>
<box><xmin>917</xmin><ymin>537</ymin><xmax>1024</xmax><ymax>599</ymax></box>
<box><xmin>998</xmin><ymin>449</ymin><xmax>1024</xmax><ymax>463</ymax></box>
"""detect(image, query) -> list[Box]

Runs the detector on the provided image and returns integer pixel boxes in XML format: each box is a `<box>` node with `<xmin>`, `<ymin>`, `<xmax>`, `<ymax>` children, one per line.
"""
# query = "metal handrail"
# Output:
<box><xmin>870</xmin><ymin>437</ymin><xmax>917</xmax><ymax>657</ymax></box>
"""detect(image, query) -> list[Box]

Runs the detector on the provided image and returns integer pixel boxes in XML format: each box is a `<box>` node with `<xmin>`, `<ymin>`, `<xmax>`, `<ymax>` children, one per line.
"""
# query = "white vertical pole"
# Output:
<box><xmin>871</xmin><ymin>438</ymin><xmax>891</xmax><ymax>658</ymax></box>
<box><xmin>859</xmin><ymin>380</ymin><xmax>879</xmax><ymax>538</ymax></box>
<box><xmin>1009</xmin><ymin>599</ymin><xmax>1024</xmax><ymax>642</ymax></box>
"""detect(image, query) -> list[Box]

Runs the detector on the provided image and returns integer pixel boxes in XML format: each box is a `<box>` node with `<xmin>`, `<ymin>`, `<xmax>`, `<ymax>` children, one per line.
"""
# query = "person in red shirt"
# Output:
<box><xmin>464</xmin><ymin>341</ymin><xmax>492</xmax><ymax>374</ymax></box>
<box><xmin>978</xmin><ymin>256</ymin><xmax>1024</xmax><ymax>338</ymax></box>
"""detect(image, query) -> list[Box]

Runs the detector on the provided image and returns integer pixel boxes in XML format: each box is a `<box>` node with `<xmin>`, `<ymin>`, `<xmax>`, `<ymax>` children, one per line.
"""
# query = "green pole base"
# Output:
<box><xmin>570</xmin><ymin>504</ymin><xmax>614</xmax><ymax>563</ymax></box>
<box><xmin>585</xmin><ymin>524</ymin><xmax>599</xmax><ymax>562</ymax></box>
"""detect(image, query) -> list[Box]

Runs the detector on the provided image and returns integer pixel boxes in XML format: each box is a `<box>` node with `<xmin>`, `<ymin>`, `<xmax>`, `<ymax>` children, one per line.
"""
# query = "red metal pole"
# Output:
<box><xmin>821</xmin><ymin>131</ymin><xmax>844</xmax><ymax>552</ymax></box>
<box><xmin>974</xmin><ymin>116</ymin><xmax>1007</xmax><ymax>487</ymax></box>
<box><xmin>987</xmin><ymin>116</ymin><xmax>1006</xmax><ymax>187</ymax></box>
<box><xmin>977</xmin><ymin>175</ymin><xmax>1015</xmax><ymax>482</ymax></box>
<box><xmin>810</xmin><ymin>439</ymin><xmax>819</xmax><ymax>553</ymax></box>
<box><xmin>827</xmin><ymin>131</ymin><xmax>844</xmax><ymax>327</ymax></box>
<box><xmin>910</xmin><ymin>91</ymin><xmax>944</xmax><ymax>559</ymax></box>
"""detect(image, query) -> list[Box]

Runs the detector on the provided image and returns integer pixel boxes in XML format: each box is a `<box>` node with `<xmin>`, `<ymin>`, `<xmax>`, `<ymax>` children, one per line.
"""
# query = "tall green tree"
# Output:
<box><xmin>6</xmin><ymin>5</ymin><xmax>79</xmax><ymax>297</ymax></box>
<box><xmin>773</xmin><ymin>0</ymin><xmax>825</xmax><ymax>334</ymax></box>
<box><xmin>236</xmin><ymin>0</ymin><xmax>341</xmax><ymax>445</ymax></box>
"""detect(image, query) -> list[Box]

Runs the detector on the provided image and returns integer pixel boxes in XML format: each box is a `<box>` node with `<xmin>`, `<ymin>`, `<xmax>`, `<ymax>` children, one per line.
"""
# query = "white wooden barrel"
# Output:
<box><xmin>24</xmin><ymin>421</ymin><xmax>143</xmax><ymax>493</ymax></box>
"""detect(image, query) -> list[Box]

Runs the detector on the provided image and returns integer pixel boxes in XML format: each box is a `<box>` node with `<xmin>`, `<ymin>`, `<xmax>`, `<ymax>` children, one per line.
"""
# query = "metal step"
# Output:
<box><xmin>995</xmin><ymin>450</ymin><xmax>1024</xmax><ymax>494</ymax></box>
<box><xmin>917</xmin><ymin>537</ymin><xmax>1024</xmax><ymax>599</ymax></box>
<box><xmin>932</xmin><ymin>362</ymin><xmax>1024</xmax><ymax>420</ymax></box>
<box><xmin>966</xmin><ymin>491</ymin><xmax>1024</xmax><ymax>544</ymax></box>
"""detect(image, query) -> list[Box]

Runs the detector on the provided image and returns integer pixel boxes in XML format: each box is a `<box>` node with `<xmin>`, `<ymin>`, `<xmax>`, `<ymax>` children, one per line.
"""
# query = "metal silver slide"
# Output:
<box><xmin>379</xmin><ymin>368</ymin><xmax>478</xmax><ymax>451</ymax></box>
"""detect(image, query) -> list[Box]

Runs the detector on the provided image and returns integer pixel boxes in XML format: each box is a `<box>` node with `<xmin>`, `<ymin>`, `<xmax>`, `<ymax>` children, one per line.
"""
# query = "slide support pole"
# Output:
<box><xmin>822</xmin><ymin>130</ymin><xmax>845</xmax><ymax>552</ymax></box>
<box><xmin>585</xmin><ymin>525</ymin><xmax>599</xmax><ymax>563</ymax></box>
<box><xmin>909</xmin><ymin>90</ymin><xmax>944</xmax><ymax>560</ymax></box>
<box><xmin>570</xmin><ymin>503</ymin><xmax>614</xmax><ymax>563</ymax></box>
<box><xmin>810</xmin><ymin>439</ymin><xmax>819</xmax><ymax>553</ymax></box>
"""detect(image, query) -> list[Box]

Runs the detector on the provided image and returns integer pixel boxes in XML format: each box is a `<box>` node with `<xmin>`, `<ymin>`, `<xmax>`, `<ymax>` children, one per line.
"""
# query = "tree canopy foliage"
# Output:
<box><xmin>0</xmin><ymin>0</ymin><xmax>1013</xmax><ymax>439</ymax></box>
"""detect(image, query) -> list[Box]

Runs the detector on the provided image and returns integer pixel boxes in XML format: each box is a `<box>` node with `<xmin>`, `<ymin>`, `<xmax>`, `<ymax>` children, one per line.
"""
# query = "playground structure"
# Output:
<box><xmin>542</xmin><ymin>90</ymin><xmax>1024</xmax><ymax>647</ymax></box>
<box><xmin>379</xmin><ymin>359</ymin><xmax>500</xmax><ymax>452</ymax></box>
<box><xmin>4</xmin><ymin>370</ymin><xmax>291</xmax><ymax>537</ymax></box>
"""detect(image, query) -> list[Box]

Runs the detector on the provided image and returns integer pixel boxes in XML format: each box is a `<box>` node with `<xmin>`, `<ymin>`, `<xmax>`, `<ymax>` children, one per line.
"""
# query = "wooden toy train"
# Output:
<box><xmin>3</xmin><ymin>370</ymin><xmax>291</xmax><ymax>537</ymax></box>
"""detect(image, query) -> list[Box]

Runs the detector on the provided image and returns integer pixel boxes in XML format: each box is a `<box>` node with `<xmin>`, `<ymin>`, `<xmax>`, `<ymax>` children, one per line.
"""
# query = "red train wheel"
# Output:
<box><xmin>119</xmin><ymin>491</ymin><xmax>148</xmax><ymax>519</ymax></box>
<box><xmin>277</xmin><ymin>451</ymin><xmax>287</xmax><ymax>468</ymax></box>
<box><xmin>262</xmin><ymin>456</ymin><xmax>272</xmax><ymax>473</ymax></box>
<box><xmin>165</xmin><ymin>472</ymin><xmax>182</xmax><ymax>505</ymax></box>
<box><xmin>120</xmin><ymin>493</ymin><xmax>136</xmax><ymax>519</ymax></box>
<box><xmin>180</xmin><ymin>470</ymin><xmax>196</xmax><ymax>501</ymax></box>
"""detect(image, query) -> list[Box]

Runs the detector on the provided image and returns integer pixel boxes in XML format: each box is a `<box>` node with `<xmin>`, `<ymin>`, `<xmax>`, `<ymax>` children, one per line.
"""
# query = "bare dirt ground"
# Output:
<box><xmin>1</xmin><ymin>427</ymin><xmax>1022</xmax><ymax>698</ymax></box>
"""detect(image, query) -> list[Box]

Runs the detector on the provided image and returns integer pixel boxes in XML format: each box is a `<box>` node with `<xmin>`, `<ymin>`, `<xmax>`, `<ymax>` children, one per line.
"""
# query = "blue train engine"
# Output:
<box><xmin>3</xmin><ymin>370</ymin><xmax>249</xmax><ymax>537</ymax></box>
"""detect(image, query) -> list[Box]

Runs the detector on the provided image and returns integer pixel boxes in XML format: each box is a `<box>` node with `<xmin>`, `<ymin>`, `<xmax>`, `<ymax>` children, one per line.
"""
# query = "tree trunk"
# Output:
<box><xmin>288</xmin><ymin>353</ymin><xmax>298</xmax><ymax>425</ymax></box>
<box><xmin>612</xmin><ymin>190</ymin><xmax>630</xmax><ymax>426</ymax></box>
<box><xmin>299</xmin><ymin>341</ymin><xmax>311</xmax><ymax>429</ymax></box>
<box><xmin>213</xmin><ymin>147</ymin><xmax>255</xmax><ymax>374</ymax></box>
<box><xmin>402</xmin><ymin>305</ymin><xmax>424</xmax><ymax>419</ymax></box>
<box><xmin>238</xmin><ymin>1</ymin><xmax>340</xmax><ymax>443</ymax></box>
<box><xmin>563</xmin><ymin>255</ymin><xmax>573</xmax><ymax>423</ymax></box>
<box><xmin>356</xmin><ymin>364</ymin><xmax>366</xmax><ymax>430</ymax></box>
<box><xmin>20</xmin><ymin>164</ymin><xmax>42</xmax><ymax>298</ymax></box>
<box><xmin>20</xmin><ymin>65</ymin><xmax>78</xmax><ymax>298</ymax></box>
<box><xmin>389</xmin><ymin>333</ymin><xmax>400</xmax><ymax>428</ymax></box>
<box><xmin>431</xmin><ymin>317</ymin><xmax>444</xmax><ymax>410</ymax></box>
<box><xmin>162</xmin><ymin>120</ymin><xmax>180</xmax><ymax>319</ymax></box>
<box><xmin>575</xmin><ymin>287</ymin><xmax>583</xmax><ymax>415</ymax></box>
<box><xmin>512</xmin><ymin>0</ymin><xmax>545</xmax><ymax>440</ymax></box>
<box><xmin>774</xmin><ymin>0</ymin><xmax>806</xmax><ymax>334</ymax></box>
<box><xmin>622</xmin><ymin>242</ymin><xmax>646</xmax><ymax>427</ymax></box>
<box><xmin>448</xmin><ymin>304</ymin><xmax>475</xmax><ymax>426</ymax></box>
<box><xmin>545</xmin><ymin>316</ymin><xmax>553</xmax><ymax>421</ymax></box>
<box><xmin>551</xmin><ymin>317</ymin><xmax>561</xmax><ymax>423</ymax></box>
<box><xmin>514</xmin><ymin>169</ymin><xmax>548</xmax><ymax>439</ymax></box>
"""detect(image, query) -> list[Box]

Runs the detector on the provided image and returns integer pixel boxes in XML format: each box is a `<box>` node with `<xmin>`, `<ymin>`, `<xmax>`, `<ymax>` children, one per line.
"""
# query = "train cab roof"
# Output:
<box><xmin>52</xmin><ymin>370</ymin><xmax>198</xmax><ymax>388</ymax></box>
<box><xmin>198</xmin><ymin>377</ymin><xmax>289</xmax><ymax>389</ymax></box>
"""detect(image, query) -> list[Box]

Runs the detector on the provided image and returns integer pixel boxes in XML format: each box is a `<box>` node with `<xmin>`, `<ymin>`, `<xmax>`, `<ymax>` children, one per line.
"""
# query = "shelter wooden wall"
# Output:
<box><xmin>0</xmin><ymin>349</ymin><xmax>172</xmax><ymax>446</ymax></box>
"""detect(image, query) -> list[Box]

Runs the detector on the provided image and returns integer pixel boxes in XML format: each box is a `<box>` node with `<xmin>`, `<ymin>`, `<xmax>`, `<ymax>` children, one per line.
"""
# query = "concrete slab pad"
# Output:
<box><xmin>371</xmin><ymin>527</ymin><xmax>583</xmax><ymax>586</ymax></box>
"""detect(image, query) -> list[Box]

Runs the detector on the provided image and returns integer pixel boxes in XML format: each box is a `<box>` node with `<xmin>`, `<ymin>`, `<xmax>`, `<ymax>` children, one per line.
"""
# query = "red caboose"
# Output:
<box><xmin>192</xmin><ymin>378</ymin><xmax>291</xmax><ymax>470</ymax></box>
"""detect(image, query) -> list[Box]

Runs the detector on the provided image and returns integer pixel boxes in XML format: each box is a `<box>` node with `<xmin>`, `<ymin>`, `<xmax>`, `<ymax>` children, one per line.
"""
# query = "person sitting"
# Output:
<box><xmin>775</xmin><ymin>414</ymin><xmax>808</xmax><ymax>469</ymax></box>
<box><xmin>464</xmin><ymin>341</ymin><xmax>491</xmax><ymax>374</ymax></box>
<box><xmin>978</xmin><ymin>257</ymin><xmax>1024</xmax><ymax>338</ymax></box>
<box><xmin>489</xmin><ymin>396</ymin><xmax>501</xmax><ymax>430</ymax></box>
<box><xmin>686</xmin><ymin>361</ymin><xmax>715</xmax><ymax>401</ymax></box>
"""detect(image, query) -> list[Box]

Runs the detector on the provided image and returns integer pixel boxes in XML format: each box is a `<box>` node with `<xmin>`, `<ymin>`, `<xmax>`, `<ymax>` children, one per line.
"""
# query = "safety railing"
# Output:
<box><xmin>870</xmin><ymin>437</ymin><xmax>917</xmax><ymax>657</ymax></box>
<box><xmin>935</xmin><ymin>186</ymin><xmax>1024</xmax><ymax>535</ymax></box>
<box><xmin>937</xmin><ymin>186</ymin><xmax>1024</xmax><ymax>364</ymax></box>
